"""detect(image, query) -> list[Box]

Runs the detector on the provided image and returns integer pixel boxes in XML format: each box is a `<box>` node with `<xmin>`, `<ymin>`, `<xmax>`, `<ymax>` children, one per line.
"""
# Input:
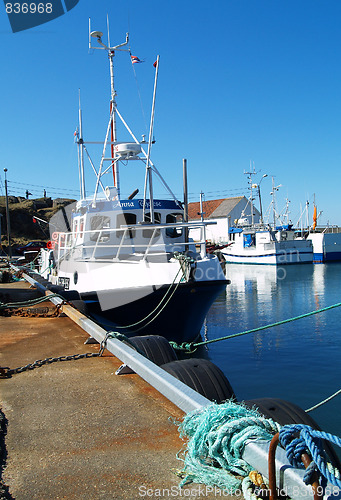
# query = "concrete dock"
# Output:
<box><xmin>0</xmin><ymin>280</ymin><xmax>241</xmax><ymax>499</ymax></box>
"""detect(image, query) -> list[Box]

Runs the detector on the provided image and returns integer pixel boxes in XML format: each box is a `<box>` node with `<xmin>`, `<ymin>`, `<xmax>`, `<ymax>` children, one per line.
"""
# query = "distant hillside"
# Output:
<box><xmin>0</xmin><ymin>196</ymin><xmax>76</xmax><ymax>248</ymax></box>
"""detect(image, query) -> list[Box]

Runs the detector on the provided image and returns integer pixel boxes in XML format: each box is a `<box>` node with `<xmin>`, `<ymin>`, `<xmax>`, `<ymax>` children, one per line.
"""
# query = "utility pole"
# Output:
<box><xmin>0</xmin><ymin>213</ymin><xmax>3</xmax><ymax>252</ymax></box>
<box><xmin>4</xmin><ymin>168</ymin><xmax>12</xmax><ymax>259</ymax></box>
<box><xmin>183</xmin><ymin>159</ymin><xmax>189</xmax><ymax>247</ymax></box>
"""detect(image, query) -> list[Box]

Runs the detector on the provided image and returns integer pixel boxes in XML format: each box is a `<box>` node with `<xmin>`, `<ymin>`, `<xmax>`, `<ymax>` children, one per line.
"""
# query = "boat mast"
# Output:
<box><xmin>244</xmin><ymin>162</ymin><xmax>256</xmax><ymax>226</ymax></box>
<box><xmin>108</xmin><ymin>48</ymin><xmax>119</xmax><ymax>195</ymax></box>
<box><xmin>78</xmin><ymin>90</ymin><xmax>86</xmax><ymax>199</ymax></box>
<box><xmin>270</xmin><ymin>177</ymin><xmax>281</xmax><ymax>229</ymax></box>
<box><xmin>142</xmin><ymin>55</ymin><xmax>160</xmax><ymax>223</ymax></box>
<box><xmin>89</xmin><ymin>19</ymin><xmax>129</xmax><ymax>198</ymax></box>
<box><xmin>106</xmin><ymin>17</ymin><xmax>118</xmax><ymax>193</ymax></box>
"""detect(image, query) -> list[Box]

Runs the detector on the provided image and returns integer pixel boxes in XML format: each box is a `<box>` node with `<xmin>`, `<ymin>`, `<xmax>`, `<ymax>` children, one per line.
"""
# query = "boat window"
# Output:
<box><xmin>90</xmin><ymin>216</ymin><xmax>111</xmax><ymax>242</ymax></box>
<box><xmin>143</xmin><ymin>212</ymin><xmax>161</xmax><ymax>239</ymax></box>
<box><xmin>243</xmin><ymin>234</ymin><xmax>255</xmax><ymax>248</ymax></box>
<box><xmin>73</xmin><ymin>219</ymin><xmax>78</xmax><ymax>236</ymax></box>
<box><xmin>166</xmin><ymin>213</ymin><xmax>183</xmax><ymax>238</ymax></box>
<box><xmin>116</xmin><ymin>213</ymin><xmax>137</xmax><ymax>239</ymax></box>
<box><xmin>79</xmin><ymin>217</ymin><xmax>84</xmax><ymax>238</ymax></box>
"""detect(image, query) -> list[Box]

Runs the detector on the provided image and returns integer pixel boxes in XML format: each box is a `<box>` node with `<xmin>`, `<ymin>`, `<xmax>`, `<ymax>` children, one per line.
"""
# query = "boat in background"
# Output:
<box><xmin>307</xmin><ymin>231</ymin><xmax>341</xmax><ymax>262</ymax></box>
<box><xmin>221</xmin><ymin>172</ymin><xmax>313</xmax><ymax>265</ymax></box>
<box><xmin>38</xmin><ymin>25</ymin><xmax>228</xmax><ymax>342</ymax></box>
<box><xmin>223</xmin><ymin>224</ymin><xmax>313</xmax><ymax>265</ymax></box>
<box><xmin>294</xmin><ymin>200</ymin><xmax>341</xmax><ymax>263</ymax></box>
<box><xmin>304</xmin><ymin>203</ymin><xmax>341</xmax><ymax>263</ymax></box>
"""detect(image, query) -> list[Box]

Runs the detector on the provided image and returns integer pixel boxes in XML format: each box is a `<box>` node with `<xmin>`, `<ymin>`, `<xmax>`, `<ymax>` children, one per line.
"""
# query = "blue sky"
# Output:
<box><xmin>0</xmin><ymin>0</ymin><xmax>341</xmax><ymax>226</ymax></box>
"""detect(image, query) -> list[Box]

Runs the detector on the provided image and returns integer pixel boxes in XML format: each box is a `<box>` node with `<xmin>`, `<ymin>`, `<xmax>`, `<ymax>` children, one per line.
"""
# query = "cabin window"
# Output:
<box><xmin>229</xmin><ymin>232</ymin><xmax>235</xmax><ymax>242</ymax></box>
<box><xmin>116</xmin><ymin>213</ymin><xmax>137</xmax><ymax>239</ymax></box>
<box><xmin>90</xmin><ymin>215</ymin><xmax>111</xmax><ymax>242</ymax></box>
<box><xmin>243</xmin><ymin>234</ymin><xmax>255</xmax><ymax>248</ymax></box>
<box><xmin>166</xmin><ymin>213</ymin><xmax>183</xmax><ymax>238</ymax></box>
<box><xmin>79</xmin><ymin>217</ymin><xmax>84</xmax><ymax>238</ymax></box>
<box><xmin>143</xmin><ymin>212</ymin><xmax>161</xmax><ymax>239</ymax></box>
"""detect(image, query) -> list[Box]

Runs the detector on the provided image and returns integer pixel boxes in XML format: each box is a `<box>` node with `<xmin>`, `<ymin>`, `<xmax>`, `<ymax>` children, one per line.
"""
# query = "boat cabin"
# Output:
<box><xmin>57</xmin><ymin>196</ymin><xmax>188</xmax><ymax>261</ymax></box>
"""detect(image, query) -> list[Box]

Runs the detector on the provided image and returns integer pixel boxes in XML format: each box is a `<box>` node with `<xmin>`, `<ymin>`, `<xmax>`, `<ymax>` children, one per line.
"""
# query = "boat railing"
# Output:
<box><xmin>54</xmin><ymin>220</ymin><xmax>215</xmax><ymax>264</ymax></box>
<box><xmin>239</xmin><ymin>223</ymin><xmax>272</xmax><ymax>230</ymax></box>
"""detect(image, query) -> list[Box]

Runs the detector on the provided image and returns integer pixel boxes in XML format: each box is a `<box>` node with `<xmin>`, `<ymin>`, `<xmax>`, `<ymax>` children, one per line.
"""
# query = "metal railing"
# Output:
<box><xmin>55</xmin><ymin>220</ymin><xmax>215</xmax><ymax>264</ymax></box>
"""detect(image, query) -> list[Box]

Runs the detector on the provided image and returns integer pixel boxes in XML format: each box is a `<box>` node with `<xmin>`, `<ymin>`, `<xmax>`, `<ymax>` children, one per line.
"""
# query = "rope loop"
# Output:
<box><xmin>279</xmin><ymin>424</ymin><xmax>341</xmax><ymax>488</ymax></box>
<box><xmin>98</xmin><ymin>332</ymin><xmax>119</xmax><ymax>356</ymax></box>
<box><xmin>169</xmin><ymin>341</ymin><xmax>197</xmax><ymax>353</ymax></box>
<box><xmin>303</xmin><ymin>461</ymin><xmax>319</xmax><ymax>486</ymax></box>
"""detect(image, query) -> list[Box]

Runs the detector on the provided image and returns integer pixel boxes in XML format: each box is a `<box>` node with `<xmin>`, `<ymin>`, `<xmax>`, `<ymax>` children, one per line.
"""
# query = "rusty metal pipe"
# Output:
<box><xmin>301</xmin><ymin>453</ymin><xmax>323</xmax><ymax>500</ymax></box>
<box><xmin>268</xmin><ymin>432</ymin><xmax>280</xmax><ymax>500</ymax></box>
<box><xmin>268</xmin><ymin>433</ymin><xmax>323</xmax><ymax>500</ymax></box>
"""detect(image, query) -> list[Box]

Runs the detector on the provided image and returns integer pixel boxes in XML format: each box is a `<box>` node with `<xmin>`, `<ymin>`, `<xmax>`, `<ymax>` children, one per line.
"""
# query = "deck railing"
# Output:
<box><xmin>54</xmin><ymin>221</ymin><xmax>215</xmax><ymax>264</ymax></box>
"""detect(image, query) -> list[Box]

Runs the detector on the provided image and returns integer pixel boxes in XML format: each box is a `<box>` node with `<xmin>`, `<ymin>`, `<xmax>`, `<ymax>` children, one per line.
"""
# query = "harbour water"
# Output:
<box><xmin>203</xmin><ymin>263</ymin><xmax>341</xmax><ymax>438</ymax></box>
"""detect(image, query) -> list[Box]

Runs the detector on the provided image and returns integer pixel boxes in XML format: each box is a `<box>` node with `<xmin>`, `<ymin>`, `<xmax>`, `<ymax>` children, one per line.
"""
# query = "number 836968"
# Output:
<box><xmin>6</xmin><ymin>3</ymin><xmax>53</xmax><ymax>14</ymax></box>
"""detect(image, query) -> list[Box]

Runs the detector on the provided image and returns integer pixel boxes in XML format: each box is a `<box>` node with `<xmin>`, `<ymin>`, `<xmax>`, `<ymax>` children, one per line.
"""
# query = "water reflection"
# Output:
<box><xmin>203</xmin><ymin>263</ymin><xmax>341</xmax><ymax>436</ymax></box>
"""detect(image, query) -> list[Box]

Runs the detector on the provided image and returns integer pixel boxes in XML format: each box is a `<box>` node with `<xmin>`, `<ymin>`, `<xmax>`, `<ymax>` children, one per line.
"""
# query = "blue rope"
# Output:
<box><xmin>279</xmin><ymin>424</ymin><xmax>341</xmax><ymax>487</ymax></box>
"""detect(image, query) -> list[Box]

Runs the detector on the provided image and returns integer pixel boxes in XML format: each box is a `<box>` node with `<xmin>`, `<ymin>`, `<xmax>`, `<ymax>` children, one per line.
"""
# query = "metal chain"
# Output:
<box><xmin>0</xmin><ymin>352</ymin><xmax>102</xmax><ymax>378</ymax></box>
<box><xmin>1</xmin><ymin>304</ymin><xmax>63</xmax><ymax>318</ymax></box>
<box><xmin>0</xmin><ymin>332</ymin><xmax>119</xmax><ymax>379</ymax></box>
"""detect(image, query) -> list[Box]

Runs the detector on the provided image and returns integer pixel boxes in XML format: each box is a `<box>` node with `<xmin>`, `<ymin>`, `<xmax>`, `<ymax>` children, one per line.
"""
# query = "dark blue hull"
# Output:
<box><xmin>81</xmin><ymin>280</ymin><xmax>228</xmax><ymax>343</ymax></box>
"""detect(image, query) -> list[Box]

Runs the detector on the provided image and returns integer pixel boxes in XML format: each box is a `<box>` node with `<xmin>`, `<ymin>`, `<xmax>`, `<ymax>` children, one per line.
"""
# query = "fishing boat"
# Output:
<box><xmin>38</xmin><ymin>26</ymin><xmax>227</xmax><ymax>342</ymax></box>
<box><xmin>305</xmin><ymin>204</ymin><xmax>341</xmax><ymax>263</ymax></box>
<box><xmin>221</xmin><ymin>172</ymin><xmax>313</xmax><ymax>265</ymax></box>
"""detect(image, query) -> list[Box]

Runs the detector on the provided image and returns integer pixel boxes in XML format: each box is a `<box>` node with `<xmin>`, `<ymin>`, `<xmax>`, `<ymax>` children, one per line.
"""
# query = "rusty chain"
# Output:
<box><xmin>0</xmin><ymin>352</ymin><xmax>102</xmax><ymax>378</ymax></box>
<box><xmin>1</xmin><ymin>304</ymin><xmax>63</xmax><ymax>318</ymax></box>
<box><xmin>0</xmin><ymin>333</ymin><xmax>116</xmax><ymax>379</ymax></box>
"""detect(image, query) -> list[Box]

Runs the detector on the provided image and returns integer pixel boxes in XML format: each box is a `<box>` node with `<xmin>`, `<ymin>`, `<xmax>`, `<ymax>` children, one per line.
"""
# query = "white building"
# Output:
<box><xmin>188</xmin><ymin>196</ymin><xmax>261</xmax><ymax>244</ymax></box>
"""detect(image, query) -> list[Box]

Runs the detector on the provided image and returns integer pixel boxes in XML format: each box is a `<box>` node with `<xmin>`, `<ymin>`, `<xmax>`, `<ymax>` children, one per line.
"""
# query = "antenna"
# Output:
<box><xmin>107</xmin><ymin>14</ymin><xmax>110</xmax><ymax>48</ymax></box>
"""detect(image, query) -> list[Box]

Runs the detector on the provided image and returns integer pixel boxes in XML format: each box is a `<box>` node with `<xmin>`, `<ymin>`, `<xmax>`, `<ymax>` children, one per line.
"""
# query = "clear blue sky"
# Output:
<box><xmin>0</xmin><ymin>0</ymin><xmax>341</xmax><ymax>226</ymax></box>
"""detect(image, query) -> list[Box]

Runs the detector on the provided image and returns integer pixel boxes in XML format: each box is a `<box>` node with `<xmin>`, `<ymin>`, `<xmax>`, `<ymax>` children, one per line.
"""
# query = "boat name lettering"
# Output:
<box><xmin>137</xmin><ymin>200</ymin><xmax>162</xmax><ymax>208</ymax></box>
<box><xmin>112</xmin><ymin>201</ymin><xmax>135</xmax><ymax>209</ymax></box>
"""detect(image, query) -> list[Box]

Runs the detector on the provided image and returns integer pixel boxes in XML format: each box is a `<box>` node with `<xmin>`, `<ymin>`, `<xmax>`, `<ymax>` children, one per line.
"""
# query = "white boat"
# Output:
<box><xmin>221</xmin><ymin>172</ymin><xmax>313</xmax><ymax>265</ymax></box>
<box><xmin>222</xmin><ymin>224</ymin><xmax>313</xmax><ymax>265</ymax></box>
<box><xmin>307</xmin><ymin>231</ymin><xmax>341</xmax><ymax>263</ymax></box>
<box><xmin>38</xmin><ymin>27</ymin><xmax>227</xmax><ymax>343</ymax></box>
<box><xmin>297</xmin><ymin>203</ymin><xmax>341</xmax><ymax>263</ymax></box>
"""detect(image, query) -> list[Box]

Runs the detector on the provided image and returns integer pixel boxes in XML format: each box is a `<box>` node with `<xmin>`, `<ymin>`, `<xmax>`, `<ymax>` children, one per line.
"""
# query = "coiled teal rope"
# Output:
<box><xmin>170</xmin><ymin>301</ymin><xmax>341</xmax><ymax>353</ymax></box>
<box><xmin>176</xmin><ymin>400</ymin><xmax>280</xmax><ymax>492</ymax></box>
<box><xmin>176</xmin><ymin>402</ymin><xmax>341</xmax><ymax>493</ymax></box>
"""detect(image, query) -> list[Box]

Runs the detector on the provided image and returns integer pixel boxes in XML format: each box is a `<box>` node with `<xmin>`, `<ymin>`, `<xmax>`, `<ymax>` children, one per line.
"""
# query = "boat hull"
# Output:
<box><xmin>307</xmin><ymin>233</ymin><xmax>341</xmax><ymax>263</ymax></box>
<box><xmin>222</xmin><ymin>241</ymin><xmax>313</xmax><ymax>265</ymax></box>
<box><xmin>81</xmin><ymin>279</ymin><xmax>228</xmax><ymax>343</ymax></box>
<box><xmin>221</xmin><ymin>250</ymin><xmax>313</xmax><ymax>265</ymax></box>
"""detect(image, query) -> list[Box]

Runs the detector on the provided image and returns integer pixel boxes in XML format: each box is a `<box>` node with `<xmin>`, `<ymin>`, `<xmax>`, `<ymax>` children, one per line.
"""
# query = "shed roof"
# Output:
<box><xmin>188</xmin><ymin>196</ymin><xmax>246</xmax><ymax>220</ymax></box>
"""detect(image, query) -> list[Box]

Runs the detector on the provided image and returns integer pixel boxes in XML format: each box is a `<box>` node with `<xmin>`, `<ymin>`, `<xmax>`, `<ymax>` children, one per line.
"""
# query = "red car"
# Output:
<box><xmin>16</xmin><ymin>241</ymin><xmax>47</xmax><ymax>255</ymax></box>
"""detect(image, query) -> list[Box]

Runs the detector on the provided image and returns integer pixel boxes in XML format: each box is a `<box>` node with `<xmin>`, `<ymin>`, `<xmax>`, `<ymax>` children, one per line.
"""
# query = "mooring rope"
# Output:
<box><xmin>306</xmin><ymin>388</ymin><xmax>341</xmax><ymax>412</ymax></box>
<box><xmin>175</xmin><ymin>401</ymin><xmax>341</xmax><ymax>495</ymax></box>
<box><xmin>175</xmin><ymin>400</ymin><xmax>281</xmax><ymax>492</ymax></box>
<box><xmin>279</xmin><ymin>424</ymin><xmax>341</xmax><ymax>487</ymax></box>
<box><xmin>0</xmin><ymin>293</ymin><xmax>66</xmax><ymax>310</ymax></box>
<box><xmin>170</xmin><ymin>301</ymin><xmax>341</xmax><ymax>353</ymax></box>
<box><xmin>114</xmin><ymin>254</ymin><xmax>190</xmax><ymax>331</ymax></box>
